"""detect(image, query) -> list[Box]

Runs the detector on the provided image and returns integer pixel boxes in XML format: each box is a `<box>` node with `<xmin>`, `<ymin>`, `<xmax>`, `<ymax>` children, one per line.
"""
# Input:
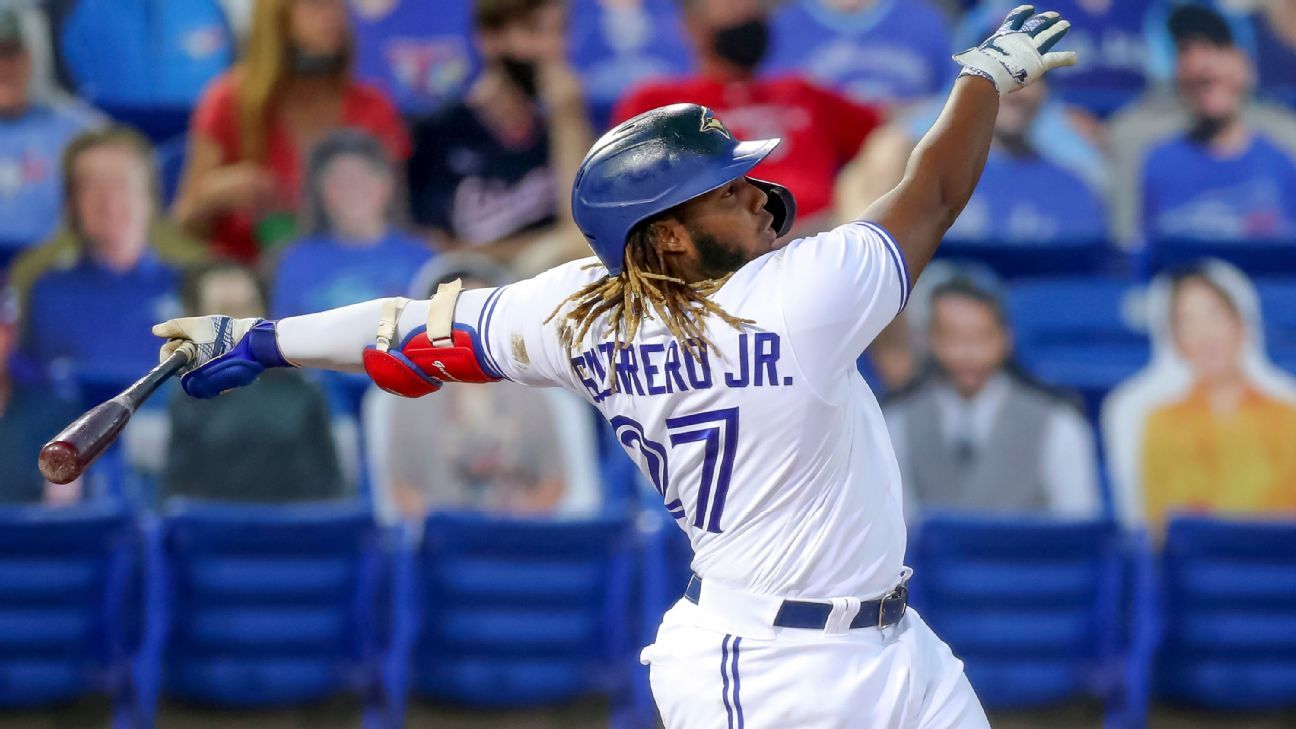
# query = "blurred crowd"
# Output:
<box><xmin>0</xmin><ymin>0</ymin><xmax>1294</xmax><ymax>541</ymax></box>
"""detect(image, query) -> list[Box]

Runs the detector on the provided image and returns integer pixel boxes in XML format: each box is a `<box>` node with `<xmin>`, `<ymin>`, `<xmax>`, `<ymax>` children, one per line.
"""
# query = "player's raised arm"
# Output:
<box><xmin>862</xmin><ymin>5</ymin><xmax>1075</xmax><ymax>285</ymax></box>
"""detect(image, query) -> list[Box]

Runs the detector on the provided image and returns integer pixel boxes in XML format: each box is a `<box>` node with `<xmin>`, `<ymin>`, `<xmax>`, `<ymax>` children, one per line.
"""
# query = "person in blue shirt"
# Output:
<box><xmin>837</xmin><ymin>78</ymin><xmax>1106</xmax><ymax>247</ymax></box>
<box><xmin>946</xmin><ymin>78</ymin><xmax>1107</xmax><ymax>244</ymax></box>
<box><xmin>762</xmin><ymin>0</ymin><xmax>955</xmax><ymax>106</ymax></box>
<box><xmin>22</xmin><ymin>127</ymin><xmax>182</xmax><ymax>404</ymax></box>
<box><xmin>272</xmin><ymin>129</ymin><xmax>432</xmax><ymax>417</ymax></box>
<box><xmin>1140</xmin><ymin>5</ymin><xmax>1296</xmax><ymax>244</ymax></box>
<box><xmin>271</xmin><ymin>129</ymin><xmax>433</xmax><ymax>318</ymax></box>
<box><xmin>0</xmin><ymin>7</ymin><xmax>101</xmax><ymax>262</ymax></box>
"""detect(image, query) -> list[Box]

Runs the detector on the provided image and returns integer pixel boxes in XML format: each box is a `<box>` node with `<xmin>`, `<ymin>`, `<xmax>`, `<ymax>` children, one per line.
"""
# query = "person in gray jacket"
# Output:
<box><xmin>884</xmin><ymin>275</ymin><xmax>1101</xmax><ymax>520</ymax></box>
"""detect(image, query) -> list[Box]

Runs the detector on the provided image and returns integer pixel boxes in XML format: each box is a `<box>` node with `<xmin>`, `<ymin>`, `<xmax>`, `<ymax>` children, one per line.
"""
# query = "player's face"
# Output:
<box><xmin>929</xmin><ymin>295</ymin><xmax>1010</xmax><ymax>398</ymax></box>
<box><xmin>1170</xmin><ymin>277</ymin><xmax>1246</xmax><ymax>384</ymax></box>
<box><xmin>672</xmin><ymin>177</ymin><xmax>781</xmax><ymax>279</ymax></box>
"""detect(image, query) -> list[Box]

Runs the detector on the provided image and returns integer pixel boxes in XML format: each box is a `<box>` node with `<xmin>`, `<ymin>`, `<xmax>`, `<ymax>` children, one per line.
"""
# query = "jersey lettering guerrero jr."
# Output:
<box><xmin>457</xmin><ymin>221</ymin><xmax>911</xmax><ymax>600</ymax></box>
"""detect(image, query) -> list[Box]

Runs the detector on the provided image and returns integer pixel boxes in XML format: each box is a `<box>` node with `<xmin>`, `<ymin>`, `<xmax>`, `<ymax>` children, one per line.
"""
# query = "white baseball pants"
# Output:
<box><xmin>641</xmin><ymin>599</ymin><xmax>990</xmax><ymax>729</ymax></box>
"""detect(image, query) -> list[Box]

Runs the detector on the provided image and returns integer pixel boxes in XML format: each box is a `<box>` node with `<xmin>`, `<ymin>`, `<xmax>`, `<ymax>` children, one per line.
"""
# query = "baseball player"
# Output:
<box><xmin>153</xmin><ymin>7</ymin><xmax>1074</xmax><ymax>727</ymax></box>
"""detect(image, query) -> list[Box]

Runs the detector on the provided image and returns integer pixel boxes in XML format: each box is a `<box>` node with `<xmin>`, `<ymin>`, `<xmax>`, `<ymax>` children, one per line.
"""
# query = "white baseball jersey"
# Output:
<box><xmin>459</xmin><ymin>220</ymin><xmax>911</xmax><ymax>601</ymax></box>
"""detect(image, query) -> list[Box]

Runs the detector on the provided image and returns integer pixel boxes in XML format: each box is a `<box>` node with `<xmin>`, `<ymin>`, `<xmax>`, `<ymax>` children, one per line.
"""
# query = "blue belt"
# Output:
<box><xmin>684</xmin><ymin>575</ymin><xmax>908</xmax><ymax>630</ymax></box>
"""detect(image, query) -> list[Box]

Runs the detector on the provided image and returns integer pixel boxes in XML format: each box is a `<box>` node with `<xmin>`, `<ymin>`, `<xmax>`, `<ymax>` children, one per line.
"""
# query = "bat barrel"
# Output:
<box><xmin>38</xmin><ymin>399</ymin><xmax>132</xmax><ymax>485</ymax></box>
<box><xmin>37</xmin><ymin>441</ymin><xmax>80</xmax><ymax>486</ymax></box>
<box><xmin>37</xmin><ymin>343</ymin><xmax>196</xmax><ymax>485</ymax></box>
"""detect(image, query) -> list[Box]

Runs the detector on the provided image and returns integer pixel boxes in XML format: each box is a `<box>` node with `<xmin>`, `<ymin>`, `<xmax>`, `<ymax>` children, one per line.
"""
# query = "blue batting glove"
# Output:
<box><xmin>152</xmin><ymin>316</ymin><xmax>293</xmax><ymax>398</ymax></box>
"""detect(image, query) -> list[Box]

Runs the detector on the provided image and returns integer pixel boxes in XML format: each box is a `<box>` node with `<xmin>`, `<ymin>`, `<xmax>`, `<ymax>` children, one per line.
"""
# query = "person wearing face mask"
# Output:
<box><xmin>174</xmin><ymin>0</ymin><xmax>410</xmax><ymax>262</ymax></box>
<box><xmin>405</xmin><ymin>0</ymin><xmax>594</xmax><ymax>271</ymax></box>
<box><xmin>611</xmin><ymin>0</ymin><xmax>884</xmax><ymax>238</ymax></box>
<box><xmin>272</xmin><ymin>129</ymin><xmax>431</xmax><ymax>318</ymax></box>
<box><xmin>1103</xmin><ymin>260</ymin><xmax>1296</xmax><ymax>535</ymax></box>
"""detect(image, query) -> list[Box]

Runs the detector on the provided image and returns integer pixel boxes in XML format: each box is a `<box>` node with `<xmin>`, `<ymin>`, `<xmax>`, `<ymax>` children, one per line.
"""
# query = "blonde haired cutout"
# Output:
<box><xmin>237</xmin><ymin>0</ymin><xmax>354</xmax><ymax>162</ymax></box>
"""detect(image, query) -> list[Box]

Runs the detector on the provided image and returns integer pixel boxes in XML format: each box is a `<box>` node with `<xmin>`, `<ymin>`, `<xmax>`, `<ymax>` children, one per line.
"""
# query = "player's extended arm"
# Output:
<box><xmin>862</xmin><ymin>5</ymin><xmax>1075</xmax><ymax>285</ymax></box>
<box><xmin>151</xmin><ymin>285</ymin><xmax>502</xmax><ymax>399</ymax></box>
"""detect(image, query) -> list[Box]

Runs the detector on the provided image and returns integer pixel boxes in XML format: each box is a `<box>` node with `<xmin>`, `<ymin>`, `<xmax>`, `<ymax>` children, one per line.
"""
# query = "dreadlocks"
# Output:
<box><xmin>545</xmin><ymin>220</ymin><xmax>752</xmax><ymax>383</ymax></box>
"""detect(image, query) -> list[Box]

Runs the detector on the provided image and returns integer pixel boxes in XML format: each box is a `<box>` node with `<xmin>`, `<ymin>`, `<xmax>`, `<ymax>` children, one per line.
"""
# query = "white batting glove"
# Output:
<box><xmin>953</xmin><ymin>5</ymin><xmax>1077</xmax><ymax>96</ymax></box>
<box><xmin>152</xmin><ymin>316</ymin><xmax>293</xmax><ymax>399</ymax></box>
<box><xmin>152</xmin><ymin>316</ymin><xmax>263</xmax><ymax>369</ymax></box>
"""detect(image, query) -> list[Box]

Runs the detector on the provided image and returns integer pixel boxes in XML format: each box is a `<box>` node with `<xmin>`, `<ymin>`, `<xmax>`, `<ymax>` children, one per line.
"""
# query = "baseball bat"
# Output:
<box><xmin>38</xmin><ymin>342</ymin><xmax>197</xmax><ymax>485</ymax></box>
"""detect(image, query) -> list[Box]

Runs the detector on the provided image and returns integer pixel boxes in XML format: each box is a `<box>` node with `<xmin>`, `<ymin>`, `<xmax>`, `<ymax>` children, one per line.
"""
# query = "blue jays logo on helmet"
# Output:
<box><xmin>570</xmin><ymin>103</ymin><xmax>796</xmax><ymax>276</ymax></box>
<box><xmin>699</xmin><ymin>107</ymin><xmax>732</xmax><ymax>139</ymax></box>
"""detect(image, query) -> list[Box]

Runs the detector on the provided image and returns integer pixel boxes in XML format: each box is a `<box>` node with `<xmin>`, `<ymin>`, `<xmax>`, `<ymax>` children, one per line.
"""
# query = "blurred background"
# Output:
<box><xmin>1</xmin><ymin>0</ymin><xmax>1295</xmax><ymax>727</ymax></box>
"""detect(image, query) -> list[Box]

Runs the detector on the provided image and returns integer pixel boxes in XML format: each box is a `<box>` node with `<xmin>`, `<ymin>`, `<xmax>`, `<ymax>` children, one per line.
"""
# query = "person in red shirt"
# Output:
<box><xmin>173</xmin><ymin>0</ymin><xmax>410</xmax><ymax>262</ymax></box>
<box><xmin>611</xmin><ymin>0</ymin><xmax>883</xmax><ymax>236</ymax></box>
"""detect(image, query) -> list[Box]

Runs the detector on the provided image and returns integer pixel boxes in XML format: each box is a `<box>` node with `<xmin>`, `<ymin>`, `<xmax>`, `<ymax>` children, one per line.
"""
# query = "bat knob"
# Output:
<box><xmin>39</xmin><ymin>441</ymin><xmax>81</xmax><ymax>485</ymax></box>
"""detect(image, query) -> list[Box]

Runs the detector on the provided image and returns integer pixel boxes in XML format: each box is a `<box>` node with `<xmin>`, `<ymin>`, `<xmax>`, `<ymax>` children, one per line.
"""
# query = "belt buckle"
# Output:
<box><xmin>877</xmin><ymin>584</ymin><xmax>908</xmax><ymax>628</ymax></box>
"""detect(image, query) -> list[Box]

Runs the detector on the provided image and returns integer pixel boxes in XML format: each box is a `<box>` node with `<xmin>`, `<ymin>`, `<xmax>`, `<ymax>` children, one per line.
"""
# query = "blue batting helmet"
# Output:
<box><xmin>571</xmin><ymin>103</ymin><xmax>797</xmax><ymax>275</ymax></box>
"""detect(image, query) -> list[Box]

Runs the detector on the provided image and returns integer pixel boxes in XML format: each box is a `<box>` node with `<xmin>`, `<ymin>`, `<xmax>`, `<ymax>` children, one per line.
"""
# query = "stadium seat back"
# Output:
<box><xmin>409</xmin><ymin>512</ymin><xmax>635</xmax><ymax>708</ymax></box>
<box><xmin>148</xmin><ymin>501</ymin><xmax>384</xmax><ymax>708</ymax></box>
<box><xmin>936</xmin><ymin>238</ymin><xmax>1113</xmax><ymax>279</ymax></box>
<box><xmin>1144</xmin><ymin>239</ymin><xmax>1296</xmax><ymax>279</ymax></box>
<box><xmin>0</xmin><ymin>505</ymin><xmax>137</xmax><ymax>712</ymax></box>
<box><xmin>1157</xmin><ymin>517</ymin><xmax>1296</xmax><ymax>710</ymax></box>
<box><xmin>909</xmin><ymin>515</ymin><xmax>1124</xmax><ymax>709</ymax></box>
<box><xmin>1008</xmin><ymin>276</ymin><xmax>1150</xmax><ymax>417</ymax></box>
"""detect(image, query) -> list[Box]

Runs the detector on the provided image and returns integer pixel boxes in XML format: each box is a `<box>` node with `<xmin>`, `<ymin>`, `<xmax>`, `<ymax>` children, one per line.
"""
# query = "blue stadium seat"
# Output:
<box><xmin>1141</xmin><ymin>238</ymin><xmax>1296</xmax><ymax>279</ymax></box>
<box><xmin>908</xmin><ymin>515</ymin><xmax>1129</xmax><ymax>724</ymax></box>
<box><xmin>1153</xmin><ymin>517</ymin><xmax>1296</xmax><ymax>711</ymax></box>
<box><xmin>138</xmin><ymin>501</ymin><xmax>397</xmax><ymax>727</ymax></box>
<box><xmin>1007</xmin><ymin>276</ymin><xmax>1150</xmax><ymax>420</ymax></box>
<box><xmin>0</xmin><ymin>504</ymin><xmax>141</xmax><ymax>726</ymax></box>
<box><xmin>935</xmin><ymin>238</ymin><xmax>1114</xmax><ymax>279</ymax></box>
<box><xmin>402</xmin><ymin>512</ymin><xmax>645</xmax><ymax>727</ymax></box>
<box><xmin>1254</xmin><ymin>279</ymin><xmax>1296</xmax><ymax>374</ymax></box>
